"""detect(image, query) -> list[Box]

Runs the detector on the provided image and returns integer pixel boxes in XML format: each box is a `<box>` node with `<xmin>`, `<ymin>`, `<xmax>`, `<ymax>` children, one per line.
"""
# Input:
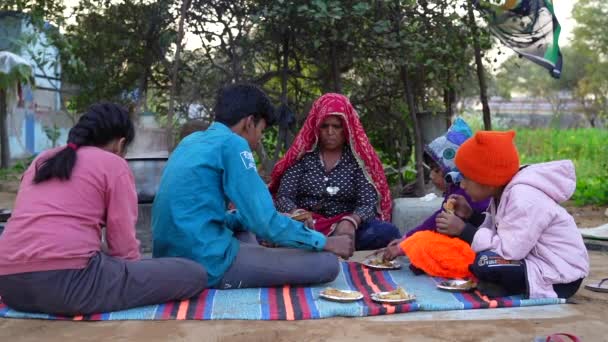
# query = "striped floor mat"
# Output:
<box><xmin>0</xmin><ymin>261</ymin><xmax>565</xmax><ymax>321</ymax></box>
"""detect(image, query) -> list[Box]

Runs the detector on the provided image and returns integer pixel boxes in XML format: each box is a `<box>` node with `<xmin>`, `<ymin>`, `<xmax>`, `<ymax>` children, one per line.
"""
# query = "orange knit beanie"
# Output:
<box><xmin>400</xmin><ymin>231</ymin><xmax>475</xmax><ymax>279</ymax></box>
<box><xmin>454</xmin><ymin>130</ymin><xmax>520</xmax><ymax>186</ymax></box>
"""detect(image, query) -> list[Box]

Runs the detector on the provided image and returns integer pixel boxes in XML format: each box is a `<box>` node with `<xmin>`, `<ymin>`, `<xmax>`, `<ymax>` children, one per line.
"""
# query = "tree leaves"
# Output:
<box><xmin>0</xmin><ymin>53</ymin><xmax>34</xmax><ymax>90</ymax></box>
<box><xmin>4</xmin><ymin>0</ymin><xmax>501</xmax><ymax>182</ymax></box>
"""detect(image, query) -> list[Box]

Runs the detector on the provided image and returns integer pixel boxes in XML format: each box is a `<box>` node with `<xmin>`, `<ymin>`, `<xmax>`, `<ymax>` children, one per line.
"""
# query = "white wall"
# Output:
<box><xmin>1</xmin><ymin>14</ymin><xmax>65</xmax><ymax>159</ymax></box>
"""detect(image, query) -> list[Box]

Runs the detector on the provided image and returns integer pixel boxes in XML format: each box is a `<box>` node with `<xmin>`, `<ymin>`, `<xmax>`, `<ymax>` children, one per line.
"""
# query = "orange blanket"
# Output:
<box><xmin>400</xmin><ymin>230</ymin><xmax>475</xmax><ymax>279</ymax></box>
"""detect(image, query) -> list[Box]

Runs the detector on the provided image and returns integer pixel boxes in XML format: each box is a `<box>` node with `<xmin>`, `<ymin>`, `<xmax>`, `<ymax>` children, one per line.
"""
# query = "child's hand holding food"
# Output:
<box><xmin>382</xmin><ymin>240</ymin><xmax>405</xmax><ymax>261</ymax></box>
<box><xmin>436</xmin><ymin>211</ymin><xmax>466</xmax><ymax>236</ymax></box>
<box><xmin>447</xmin><ymin>194</ymin><xmax>473</xmax><ymax>219</ymax></box>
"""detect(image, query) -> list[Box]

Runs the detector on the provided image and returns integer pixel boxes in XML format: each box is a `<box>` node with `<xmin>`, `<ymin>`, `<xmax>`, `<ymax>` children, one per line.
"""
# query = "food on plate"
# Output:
<box><xmin>321</xmin><ymin>288</ymin><xmax>362</xmax><ymax>299</ymax></box>
<box><xmin>375</xmin><ymin>287</ymin><xmax>411</xmax><ymax>300</ymax></box>
<box><xmin>367</xmin><ymin>258</ymin><xmax>395</xmax><ymax>267</ymax></box>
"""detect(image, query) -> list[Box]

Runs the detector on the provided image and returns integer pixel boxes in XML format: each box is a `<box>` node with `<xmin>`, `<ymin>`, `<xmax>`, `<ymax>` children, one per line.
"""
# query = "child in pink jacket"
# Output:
<box><xmin>450</xmin><ymin>130</ymin><xmax>589</xmax><ymax>299</ymax></box>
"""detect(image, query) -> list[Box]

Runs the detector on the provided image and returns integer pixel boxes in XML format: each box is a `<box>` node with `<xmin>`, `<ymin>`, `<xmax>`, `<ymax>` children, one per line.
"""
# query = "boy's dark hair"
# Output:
<box><xmin>214</xmin><ymin>83</ymin><xmax>276</xmax><ymax>127</ymax></box>
<box><xmin>33</xmin><ymin>102</ymin><xmax>135</xmax><ymax>184</ymax></box>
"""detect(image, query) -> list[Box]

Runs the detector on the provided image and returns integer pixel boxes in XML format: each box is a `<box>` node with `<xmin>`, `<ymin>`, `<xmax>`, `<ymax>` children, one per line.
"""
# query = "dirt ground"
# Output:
<box><xmin>564</xmin><ymin>202</ymin><xmax>608</xmax><ymax>228</ymax></box>
<box><xmin>0</xmin><ymin>192</ymin><xmax>16</xmax><ymax>211</ymax></box>
<box><xmin>0</xmin><ymin>176</ymin><xmax>19</xmax><ymax>209</ymax></box>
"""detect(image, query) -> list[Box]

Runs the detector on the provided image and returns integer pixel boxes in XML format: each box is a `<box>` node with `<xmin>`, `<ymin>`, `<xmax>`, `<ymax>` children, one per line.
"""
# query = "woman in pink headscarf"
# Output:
<box><xmin>269</xmin><ymin>94</ymin><xmax>401</xmax><ymax>250</ymax></box>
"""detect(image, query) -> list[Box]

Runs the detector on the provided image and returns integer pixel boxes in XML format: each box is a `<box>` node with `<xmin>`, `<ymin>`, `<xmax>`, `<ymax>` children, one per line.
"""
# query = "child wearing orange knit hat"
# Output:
<box><xmin>382</xmin><ymin>131</ymin><xmax>588</xmax><ymax>298</ymax></box>
<box><xmin>446</xmin><ymin>130</ymin><xmax>587</xmax><ymax>299</ymax></box>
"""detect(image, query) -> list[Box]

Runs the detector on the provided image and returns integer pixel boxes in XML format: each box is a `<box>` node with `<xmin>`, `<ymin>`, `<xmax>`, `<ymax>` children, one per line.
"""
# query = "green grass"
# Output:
<box><xmin>460</xmin><ymin>112</ymin><xmax>607</xmax><ymax>205</ymax></box>
<box><xmin>515</xmin><ymin>128</ymin><xmax>608</xmax><ymax>206</ymax></box>
<box><xmin>0</xmin><ymin>157</ymin><xmax>33</xmax><ymax>183</ymax></box>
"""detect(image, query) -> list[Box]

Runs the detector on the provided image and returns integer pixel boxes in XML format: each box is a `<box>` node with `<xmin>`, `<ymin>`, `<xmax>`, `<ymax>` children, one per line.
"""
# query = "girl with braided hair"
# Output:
<box><xmin>0</xmin><ymin>103</ymin><xmax>206</xmax><ymax>315</ymax></box>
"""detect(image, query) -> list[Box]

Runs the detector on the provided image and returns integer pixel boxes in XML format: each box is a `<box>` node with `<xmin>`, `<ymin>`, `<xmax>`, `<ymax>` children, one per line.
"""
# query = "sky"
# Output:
<box><xmin>555</xmin><ymin>0</ymin><xmax>575</xmax><ymax>45</ymax></box>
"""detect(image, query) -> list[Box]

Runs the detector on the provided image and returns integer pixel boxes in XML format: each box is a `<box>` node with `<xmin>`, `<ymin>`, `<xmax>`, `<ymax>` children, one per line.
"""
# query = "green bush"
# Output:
<box><xmin>514</xmin><ymin>129</ymin><xmax>608</xmax><ymax>205</ymax></box>
<box><xmin>0</xmin><ymin>156</ymin><xmax>34</xmax><ymax>182</ymax></box>
<box><xmin>459</xmin><ymin>114</ymin><xmax>606</xmax><ymax>206</ymax></box>
<box><xmin>574</xmin><ymin>175</ymin><xmax>608</xmax><ymax>206</ymax></box>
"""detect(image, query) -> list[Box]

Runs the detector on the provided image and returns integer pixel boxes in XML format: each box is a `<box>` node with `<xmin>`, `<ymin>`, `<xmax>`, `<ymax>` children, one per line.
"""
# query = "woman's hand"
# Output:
<box><xmin>448</xmin><ymin>194</ymin><xmax>473</xmax><ymax>219</ymax></box>
<box><xmin>287</xmin><ymin>209</ymin><xmax>314</xmax><ymax>229</ymax></box>
<box><xmin>324</xmin><ymin>235</ymin><xmax>354</xmax><ymax>259</ymax></box>
<box><xmin>303</xmin><ymin>217</ymin><xmax>315</xmax><ymax>229</ymax></box>
<box><xmin>436</xmin><ymin>211</ymin><xmax>465</xmax><ymax>236</ymax></box>
<box><xmin>334</xmin><ymin>220</ymin><xmax>356</xmax><ymax>236</ymax></box>
<box><xmin>334</xmin><ymin>220</ymin><xmax>356</xmax><ymax>250</ymax></box>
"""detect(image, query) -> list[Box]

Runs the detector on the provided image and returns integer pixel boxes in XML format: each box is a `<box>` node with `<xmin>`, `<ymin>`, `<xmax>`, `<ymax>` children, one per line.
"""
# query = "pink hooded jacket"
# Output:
<box><xmin>472</xmin><ymin>160</ymin><xmax>589</xmax><ymax>298</ymax></box>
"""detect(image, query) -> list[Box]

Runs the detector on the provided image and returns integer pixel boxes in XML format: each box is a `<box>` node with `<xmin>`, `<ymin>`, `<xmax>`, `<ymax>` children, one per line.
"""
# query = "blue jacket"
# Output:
<box><xmin>152</xmin><ymin>122</ymin><xmax>326</xmax><ymax>286</ymax></box>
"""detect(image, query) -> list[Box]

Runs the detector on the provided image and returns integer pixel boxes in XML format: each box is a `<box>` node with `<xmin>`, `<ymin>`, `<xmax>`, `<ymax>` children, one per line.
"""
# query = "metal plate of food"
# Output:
<box><xmin>436</xmin><ymin>279</ymin><xmax>477</xmax><ymax>292</ymax></box>
<box><xmin>319</xmin><ymin>288</ymin><xmax>364</xmax><ymax>302</ymax></box>
<box><xmin>371</xmin><ymin>288</ymin><xmax>416</xmax><ymax>304</ymax></box>
<box><xmin>361</xmin><ymin>257</ymin><xmax>402</xmax><ymax>270</ymax></box>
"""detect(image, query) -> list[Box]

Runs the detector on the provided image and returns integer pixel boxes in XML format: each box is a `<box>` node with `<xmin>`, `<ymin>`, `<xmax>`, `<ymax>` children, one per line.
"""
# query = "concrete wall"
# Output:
<box><xmin>126</xmin><ymin>127</ymin><xmax>169</xmax><ymax>158</ymax></box>
<box><xmin>0</xmin><ymin>12</ymin><xmax>66</xmax><ymax>159</ymax></box>
<box><xmin>392</xmin><ymin>197</ymin><xmax>444</xmax><ymax>235</ymax></box>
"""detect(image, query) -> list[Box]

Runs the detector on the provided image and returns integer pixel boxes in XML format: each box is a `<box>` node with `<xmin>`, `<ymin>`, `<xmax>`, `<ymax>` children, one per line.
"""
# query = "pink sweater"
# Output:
<box><xmin>472</xmin><ymin>160</ymin><xmax>589</xmax><ymax>298</ymax></box>
<box><xmin>0</xmin><ymin>146</ymin><xmax>141</xmax><ymax>276</ymax></box>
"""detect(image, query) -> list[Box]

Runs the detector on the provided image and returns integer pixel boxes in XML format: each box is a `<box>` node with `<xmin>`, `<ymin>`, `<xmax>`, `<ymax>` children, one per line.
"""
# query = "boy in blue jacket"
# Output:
<box><xmin>153</xmin><ymin>84</ymin><xmax>352</xmax><ymax>289</ymax></box>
